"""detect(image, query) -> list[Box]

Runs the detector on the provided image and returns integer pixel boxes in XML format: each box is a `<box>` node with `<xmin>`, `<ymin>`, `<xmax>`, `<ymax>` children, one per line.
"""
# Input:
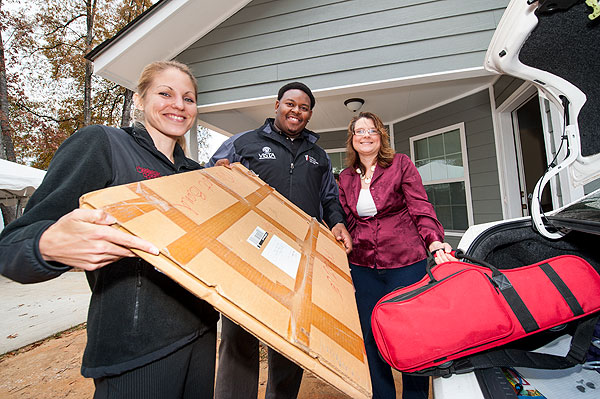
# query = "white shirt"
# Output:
<box><xmin>356</xmin><ymin>188</ymin><xmax>378</xmax><ymax>217</ymax></box>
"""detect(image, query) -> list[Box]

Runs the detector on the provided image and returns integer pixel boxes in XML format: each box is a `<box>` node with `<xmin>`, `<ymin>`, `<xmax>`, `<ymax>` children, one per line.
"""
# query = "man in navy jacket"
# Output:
<box><xmin>208</xmin><ymin>82</ymin><xmax>351</xmax><ymax>399</ymax></box>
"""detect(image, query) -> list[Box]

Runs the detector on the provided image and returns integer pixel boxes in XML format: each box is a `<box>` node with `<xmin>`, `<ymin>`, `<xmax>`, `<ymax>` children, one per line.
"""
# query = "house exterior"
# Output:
<box><xmin>88</xmin><ymin>0</ymin><xmax>598</xmax><ymax>245</ymax></box>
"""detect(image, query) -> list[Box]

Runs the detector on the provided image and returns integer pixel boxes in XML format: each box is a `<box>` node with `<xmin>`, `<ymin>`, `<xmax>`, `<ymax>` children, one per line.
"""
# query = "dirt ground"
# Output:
<box><xmin>0</xmin><ymin>324</ymin><xmax>372</xmax><ymax>398</ymax></box>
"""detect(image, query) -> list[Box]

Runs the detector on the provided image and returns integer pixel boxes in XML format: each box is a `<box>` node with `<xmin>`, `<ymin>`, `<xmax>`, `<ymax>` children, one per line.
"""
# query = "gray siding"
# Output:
<box><xmin>176</xmin><ymin>0</ymin><xmax>509</xmax><ymax>105</ymax></box>
<box><xmin>393</xmin><ymin>89</ymin><xmax>503</xmax><ymax>228</ymax></box>
<box><xmin>584</xmin><ymin>179</ymin><xmax>600</xmax><ymax>195</ymax></box>
<box><xmin>493</xmin><ymin>75</ymin><xmax>526</xmax><ymax>108</ymax></box>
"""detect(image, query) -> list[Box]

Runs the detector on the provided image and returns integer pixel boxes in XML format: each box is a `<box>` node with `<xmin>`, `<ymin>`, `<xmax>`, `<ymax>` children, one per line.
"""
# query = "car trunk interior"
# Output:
<box><xmin>462</xmin><ymin>219</ymin><xmax>600</xmax><ymax>275</ymax></box>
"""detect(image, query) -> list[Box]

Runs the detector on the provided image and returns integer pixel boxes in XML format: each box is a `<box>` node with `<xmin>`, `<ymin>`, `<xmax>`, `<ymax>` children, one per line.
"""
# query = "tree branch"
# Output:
<box><xmin>15</xmin><ymin>101</ymin><xmax>78</xmax><ymax>124</ymax></box>
<box><xmin>45</xmin><ymin>14</ymin><xmax>87</xmax><ymax>36</ymax></box>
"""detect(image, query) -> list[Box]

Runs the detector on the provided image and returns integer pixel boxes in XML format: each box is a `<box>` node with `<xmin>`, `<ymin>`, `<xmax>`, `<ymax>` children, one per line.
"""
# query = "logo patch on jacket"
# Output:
<box><xmin>136</xmin><ymin>166</ymin><xmax>162</xmax><ymax>180</ymax></box>
<box><xmin>258</xmin><ymin>146</ymin><xmax>277</xmax><ymax>160</ymax></box>
<box><xmin>305</xmin><ymin>155</ymin><xmax>319</xmax><ymax>165</ymax></box>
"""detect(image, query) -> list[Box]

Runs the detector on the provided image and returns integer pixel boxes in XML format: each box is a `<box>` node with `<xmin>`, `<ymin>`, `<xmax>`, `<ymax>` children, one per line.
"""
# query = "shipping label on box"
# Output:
<box><xmin>79</xmin><ymin>163</ymin><xmax>371</xmax><ymax>398</ymax></box>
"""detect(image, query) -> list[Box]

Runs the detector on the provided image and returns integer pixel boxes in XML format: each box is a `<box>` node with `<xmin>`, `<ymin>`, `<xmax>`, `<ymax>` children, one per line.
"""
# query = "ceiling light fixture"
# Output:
<box><xmin>344</xmin><ymin>98</ymin><xmax>365</xmax><ymax>112</ymax></box>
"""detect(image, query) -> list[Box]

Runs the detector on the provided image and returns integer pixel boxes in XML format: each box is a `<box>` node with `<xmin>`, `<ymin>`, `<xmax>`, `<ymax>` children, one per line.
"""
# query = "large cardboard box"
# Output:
<box><xmin>80</xmin><ymin>163</ymin><xmax>371</xmax><ymax>398</ymax></box>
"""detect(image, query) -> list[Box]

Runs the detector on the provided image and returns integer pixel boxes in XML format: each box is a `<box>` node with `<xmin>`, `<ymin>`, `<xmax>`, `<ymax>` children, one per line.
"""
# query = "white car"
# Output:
<box><xmin>435</xmin><ymin>0</ymin><xmax>600</xmax><ymax>397</ymax></box>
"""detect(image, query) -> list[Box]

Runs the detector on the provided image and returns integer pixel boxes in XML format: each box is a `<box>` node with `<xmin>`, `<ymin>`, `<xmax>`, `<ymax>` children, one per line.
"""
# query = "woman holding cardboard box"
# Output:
<box><xmin>0</xmin><ymin>61</ymin><xmax>218</xmax><ymax>398</ymax></box>
<box><xmin>338</xmin><ymin>111</ymin><xmax>455</xmax><ymax>399</ymax></box>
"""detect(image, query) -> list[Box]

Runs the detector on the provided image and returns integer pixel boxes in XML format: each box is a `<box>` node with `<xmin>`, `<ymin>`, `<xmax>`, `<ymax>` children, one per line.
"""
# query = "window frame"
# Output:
<box><xmin>325</xmin><ymin>148</ymin><xmax>347</xmax><ymax>175</ymax></box>
<box><xmin>409</xmin><ymin>122</ymin><xmax>474</xmax><ymax>235</ymax></box>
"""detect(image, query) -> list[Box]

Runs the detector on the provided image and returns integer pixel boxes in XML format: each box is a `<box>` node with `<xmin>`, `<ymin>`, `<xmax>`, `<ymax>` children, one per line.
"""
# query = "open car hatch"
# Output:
<box><xmin>484</xmin><ymin>0</ymin><xmax>600</xmax><ymax>238</ymax></box>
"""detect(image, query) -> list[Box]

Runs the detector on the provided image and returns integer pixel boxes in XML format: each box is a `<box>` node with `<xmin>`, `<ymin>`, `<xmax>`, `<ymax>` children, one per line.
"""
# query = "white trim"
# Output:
<box><xmin>315</xmin><ymin>126</ymin><xmax>350</xmax><ymax>134</ymax></box>
<box><xmin>186</xmin><ymin>119</ymin><xmax>198</xmax><ymax>161</ymax></box>
<box><xmin>409</xmin><ymin>122</ymin><xmax>474</xmax><ymax>230</ymax></box>
<box><xmin>315</xmin><ymin>67</ymin><xmax>491</xmax><ymax>98</ymax></box>
<box><xmin>488</xmin><ymin>85</ymin><xmax>509</xmax><ymax>219</ymax></box>
<box><xmin>390</xmin><ymin>83</ymin><xmax>491</xmax><ymax>125</ymax></box>
<box><xmin>444</xmin><ymin>231</ymin><xmax>465</xmax><ymax>237</ymax></box>
<box><xmin>325</xmin><ymin>148</ymin><xmax>346</xmax><ymax>154</ymax></box>
<box><xmin>511</xmin><ymin>99</ymin><xmax>528</xmax><ymax>215</ymax></box>
<box><xmin>417</xmin><ymin>177</ymin><xmax>466</xmax><ymax>185</ymax></box>
<box><xmin>493</xmin><ymin>82</ymin><xmax>536</xmax><ymax>219</ymax></box>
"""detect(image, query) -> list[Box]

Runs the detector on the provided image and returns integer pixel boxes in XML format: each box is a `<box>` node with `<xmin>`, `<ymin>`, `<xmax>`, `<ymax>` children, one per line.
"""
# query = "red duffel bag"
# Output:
<box><xmin>371</xmin><ymin>252</ymin><xmax>600</xmax><ymax>377</ymax></box>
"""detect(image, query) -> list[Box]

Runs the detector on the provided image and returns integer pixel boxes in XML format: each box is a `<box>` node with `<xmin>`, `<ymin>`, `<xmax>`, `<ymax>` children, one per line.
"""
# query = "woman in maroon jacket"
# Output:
<box><xmin>338</xmin><ymin>111</ymin><xmax>455</xmax><ymax>399</ymax></box>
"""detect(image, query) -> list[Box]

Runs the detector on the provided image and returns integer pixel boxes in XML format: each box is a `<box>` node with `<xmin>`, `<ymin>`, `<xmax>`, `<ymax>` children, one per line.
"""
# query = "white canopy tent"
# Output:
<box><xmin>0</xmin><ymin>159</ymin><xmax>46</xmax><ymax>230</ymax></box>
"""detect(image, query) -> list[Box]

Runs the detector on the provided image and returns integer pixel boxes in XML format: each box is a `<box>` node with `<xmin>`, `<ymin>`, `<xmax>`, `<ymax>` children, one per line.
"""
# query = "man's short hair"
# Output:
<box><xmin>277</xmin><ymin>82</ymin><xmax>316</xmax><ymax>110</ymax></box>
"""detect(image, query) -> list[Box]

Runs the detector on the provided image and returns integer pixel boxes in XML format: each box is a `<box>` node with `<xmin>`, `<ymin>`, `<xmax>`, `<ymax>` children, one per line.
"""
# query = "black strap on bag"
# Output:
<box><xmin>411</xmin><ymin>314</ymin><xmax>600</xmax><ymax>378</ymax></box>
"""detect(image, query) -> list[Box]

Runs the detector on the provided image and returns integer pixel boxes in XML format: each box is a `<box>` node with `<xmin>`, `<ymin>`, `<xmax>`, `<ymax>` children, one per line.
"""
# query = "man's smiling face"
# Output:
<box><xmin>273</xmin><ymin>89</ymin><xmax>313</xmax><ymax>138</ymax></box>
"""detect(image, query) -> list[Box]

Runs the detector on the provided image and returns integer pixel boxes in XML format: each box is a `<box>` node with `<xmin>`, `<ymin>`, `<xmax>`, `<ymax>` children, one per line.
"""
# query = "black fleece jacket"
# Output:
<box><xmin>207</xmin><ymin>118</ymin><xmax>345</xmax><ymax>228</ymax></box>
<box><xmin>0</xmin><ymin>124</ymin><xmax>218</xmax><ymax>378</ymax></box>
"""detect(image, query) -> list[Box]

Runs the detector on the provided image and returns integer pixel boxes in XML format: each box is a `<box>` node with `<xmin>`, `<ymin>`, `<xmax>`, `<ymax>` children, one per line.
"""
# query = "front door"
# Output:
<box><xmin>511</xmin><ymin>94</ymin><xmax>552</xmax><ymax>216</ymax></box>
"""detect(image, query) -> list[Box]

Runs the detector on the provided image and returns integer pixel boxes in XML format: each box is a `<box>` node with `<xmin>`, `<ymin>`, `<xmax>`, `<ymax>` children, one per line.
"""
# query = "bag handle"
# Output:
<box><xmin>426</xmin><ymin>249</ymin><xmax>503</xmax><ymax>283</ymax></box>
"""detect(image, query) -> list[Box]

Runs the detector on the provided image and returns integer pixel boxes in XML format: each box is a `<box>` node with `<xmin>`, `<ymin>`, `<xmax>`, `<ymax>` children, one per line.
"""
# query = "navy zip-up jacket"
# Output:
<box><xmin>208</xmin><ymin>118</ymin><xmax>345</xmax><ymax>229</ymax></box>
<box><xmin>0</xmin><ymin>124</ymin><xmax>218</xmax><ymax>378</ymax></box>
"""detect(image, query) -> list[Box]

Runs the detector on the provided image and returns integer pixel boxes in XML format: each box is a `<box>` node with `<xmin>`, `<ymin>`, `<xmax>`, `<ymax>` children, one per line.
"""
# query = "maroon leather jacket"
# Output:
<box><xmin>338</xmin><ymin>153</ymin><xmax>444</xmax><ymax>269</ymax></box>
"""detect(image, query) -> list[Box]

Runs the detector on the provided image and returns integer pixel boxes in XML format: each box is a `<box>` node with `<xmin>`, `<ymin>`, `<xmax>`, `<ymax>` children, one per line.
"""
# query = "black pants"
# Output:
<box><xmin>215</xmin><ymin>316</ymin><xmax>304</xmax><ymax>399</ymax></box>
<box><xmin>93</xmin><ymin>327</ymin><xmax>217</xmax><ymax>399</ymax></box>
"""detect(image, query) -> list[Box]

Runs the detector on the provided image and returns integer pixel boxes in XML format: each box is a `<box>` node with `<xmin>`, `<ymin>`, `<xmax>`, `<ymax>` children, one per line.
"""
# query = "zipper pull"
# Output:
<box><xmin>289</xmin><ymin>162</ymin><xmax>294</xmax><ymax>174</ymax></box>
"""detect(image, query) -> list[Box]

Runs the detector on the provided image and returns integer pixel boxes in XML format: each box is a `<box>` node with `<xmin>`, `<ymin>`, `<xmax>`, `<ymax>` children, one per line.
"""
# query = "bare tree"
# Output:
<box><xmin>0</xmin><ymin>0</ymin><xmax>15</xmax><ymax>161</ymax></box>
<box><xmin>83</xmin><ymin>0</ymin><xmax>97</xmax><ymax>126</ymax></box>
<box><xmin>0</xmin><ymin>0</ymin><xmax>17</xmax><ymax>224</ymax></box>
<box><xmin>121</xmin><ymin>88</ymin><xmax>133</xmax><ymax>127</ymax></box>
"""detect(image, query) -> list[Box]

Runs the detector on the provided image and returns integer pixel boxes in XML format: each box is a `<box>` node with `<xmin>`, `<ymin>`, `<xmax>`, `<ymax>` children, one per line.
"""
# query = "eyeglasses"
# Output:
<box><xmin>353</xmin><ymin>128</ymin><xmax>379</xmax><ymax>136</ymax></box>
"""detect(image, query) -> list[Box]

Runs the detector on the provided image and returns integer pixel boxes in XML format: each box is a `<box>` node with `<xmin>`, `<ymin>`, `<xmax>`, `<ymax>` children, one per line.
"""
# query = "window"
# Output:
<box><xmin>326</xmin><ymin>150</ymin><xmax>347</xmax><ymax>175</ymax></box>
<box><xmin>410</xmin><ymin>123</ymin><xmax>473</xmax><ymax>233</ymax></box>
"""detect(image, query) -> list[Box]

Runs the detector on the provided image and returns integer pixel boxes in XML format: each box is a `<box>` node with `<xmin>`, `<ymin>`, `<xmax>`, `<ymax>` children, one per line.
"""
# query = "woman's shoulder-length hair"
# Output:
<box><xmin>345</xmin><ymin>111</ymin><xmax>395</xmax><ymax>174</ymax></box>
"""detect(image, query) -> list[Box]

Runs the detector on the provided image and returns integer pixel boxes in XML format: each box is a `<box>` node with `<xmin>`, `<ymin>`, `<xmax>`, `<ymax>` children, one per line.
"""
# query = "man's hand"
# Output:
<box><xmin>214</xmin><ymin>158</ymin><xmax>231</xmax><ymax>168</ymax></box>
<box><xmin>331</xmin><ymin>223</ymin><xmax>352</xmax><ymax>254</ymax></box>
<box><xmin>39</xmin><ymin>208</ymin><xmax>159</xmax><ymax>271</ymax></box>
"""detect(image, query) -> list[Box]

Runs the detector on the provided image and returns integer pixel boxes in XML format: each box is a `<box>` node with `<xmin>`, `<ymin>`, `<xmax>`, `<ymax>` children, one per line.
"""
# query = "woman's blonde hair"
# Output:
<box><xmin>133</xmin><ymin>60</ymin><xmax>198</xmax><ymax>151</ymax></box>
<box><xmin>345</xmin><ymin>111</ymin><xmax>395</xmax><ymax>174</ymax></box>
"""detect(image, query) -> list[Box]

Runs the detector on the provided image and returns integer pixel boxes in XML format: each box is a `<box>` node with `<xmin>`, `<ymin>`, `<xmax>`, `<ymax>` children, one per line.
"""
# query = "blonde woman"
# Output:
<box><xmin>0</xmin><ymin>61</ymin><xmax>218</xmax><ymax>398</ymax></box>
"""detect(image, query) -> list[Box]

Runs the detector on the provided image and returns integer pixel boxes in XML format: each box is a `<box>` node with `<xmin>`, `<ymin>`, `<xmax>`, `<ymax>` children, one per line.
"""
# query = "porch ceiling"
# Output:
<box><xmin>198</xmin><ymin>70</ymin><xmax>497</xmax><ymax>137</ymax></box>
